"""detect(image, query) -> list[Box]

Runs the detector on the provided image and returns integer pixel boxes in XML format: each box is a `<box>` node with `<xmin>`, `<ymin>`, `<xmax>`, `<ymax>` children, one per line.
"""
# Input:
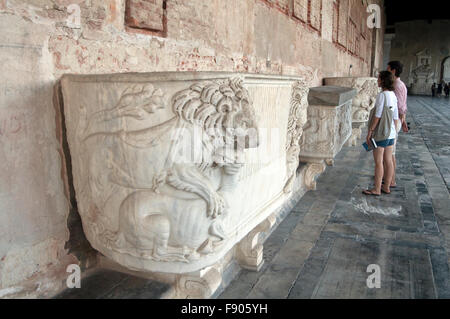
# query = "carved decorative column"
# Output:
<box><xmin>284</xmin><ymin>82</ymin><xmax>309</xmax><ymax>194</ymax></box>
<box><xmin>324</xmin><ymin>77</ymin><xmax>378</xmax><ymax>146</ymax></box>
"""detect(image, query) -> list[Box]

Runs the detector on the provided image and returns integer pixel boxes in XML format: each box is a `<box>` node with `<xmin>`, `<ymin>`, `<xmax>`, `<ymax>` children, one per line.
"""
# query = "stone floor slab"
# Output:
<box><xmin>54</xmin><ymin>269</ymin><xmax>171</xmax><ymax>299</ymax></box>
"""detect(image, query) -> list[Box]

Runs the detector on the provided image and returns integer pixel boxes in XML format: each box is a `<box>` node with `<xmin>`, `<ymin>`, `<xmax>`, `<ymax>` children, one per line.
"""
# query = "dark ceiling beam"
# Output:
<box><xmin>385</xmin><ymin>0</ymin><xmax>450</xmax><ymax>25</ymax></box>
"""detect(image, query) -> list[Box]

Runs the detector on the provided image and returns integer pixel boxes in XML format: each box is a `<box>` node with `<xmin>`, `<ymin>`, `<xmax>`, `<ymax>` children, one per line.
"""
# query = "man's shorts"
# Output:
<box><xmin>393</xmin><ymin>121</ymin><xmax>402</xmax><ymax>156</ymax></box>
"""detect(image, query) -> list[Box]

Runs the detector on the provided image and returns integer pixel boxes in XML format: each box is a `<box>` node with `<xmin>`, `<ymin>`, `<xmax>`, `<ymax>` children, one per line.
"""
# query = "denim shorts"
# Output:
<box><xmin>376</xmin><ymin>139</ymin><xmax>395</xmax><ymax>148</ymax></box>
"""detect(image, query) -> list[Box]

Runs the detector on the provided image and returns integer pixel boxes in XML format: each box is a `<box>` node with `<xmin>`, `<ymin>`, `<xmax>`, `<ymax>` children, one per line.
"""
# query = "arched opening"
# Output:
<box><xmin>440</xmin><ymin>56</ymin><xmax>450</xmax><ymax>83</ymax></box>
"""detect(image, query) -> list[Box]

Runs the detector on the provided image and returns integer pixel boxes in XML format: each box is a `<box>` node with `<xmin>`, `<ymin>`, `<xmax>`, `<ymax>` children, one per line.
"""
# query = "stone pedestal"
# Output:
<box><xmin>236</xmin><ymin>213</ymin><xmax>276</xmax><ymax>271</ymax></box>
<box><xmin>59</xmin><ymin>72</ymin><xmax>310</xmax><ymax>298</ymax></box>
<box><xmin>324</xmin><ymin>77</ymin><xmax>378</xmax><ymax>146</ymax></box>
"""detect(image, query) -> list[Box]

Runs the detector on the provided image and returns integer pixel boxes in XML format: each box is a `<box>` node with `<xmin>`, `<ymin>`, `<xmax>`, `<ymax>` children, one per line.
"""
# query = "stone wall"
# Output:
<box><xmin>0</xmin><ymin>0</ymin><xmax>385</xmax><ymax>298</ymax></box>
<box><xmin>388</xmin><ymin>20</ymin><xmax>450</xmax><ymax>95</ymax></box>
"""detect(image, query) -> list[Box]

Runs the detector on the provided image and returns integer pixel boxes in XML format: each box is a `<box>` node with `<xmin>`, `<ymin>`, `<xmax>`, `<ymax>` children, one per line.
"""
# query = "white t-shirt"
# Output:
<box><xmin>374</xmin><ymin>91</ymin><xmax>399</xmax><ymax>140</ymax></box>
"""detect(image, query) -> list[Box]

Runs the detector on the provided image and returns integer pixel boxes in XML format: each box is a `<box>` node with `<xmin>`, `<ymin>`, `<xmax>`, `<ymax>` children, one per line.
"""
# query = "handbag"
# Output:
<box><xmin>368</xmin><ymin>91</ymin><xmax>394</xmax><ymax>142</ymax></box>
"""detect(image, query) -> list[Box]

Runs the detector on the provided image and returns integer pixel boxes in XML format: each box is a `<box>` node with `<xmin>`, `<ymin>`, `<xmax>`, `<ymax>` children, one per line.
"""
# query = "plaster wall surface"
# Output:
<box><xmin>0</xmin><ymin>0</ymin><xmax>384</xmax><ymax>298</ymax></box>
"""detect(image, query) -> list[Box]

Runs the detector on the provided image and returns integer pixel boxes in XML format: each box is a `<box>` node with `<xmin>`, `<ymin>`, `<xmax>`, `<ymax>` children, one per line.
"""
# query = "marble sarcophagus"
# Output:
<box><xmin>324</xmin><ymin>77</ymin><xmax>379</xmax><ymax>146</ymax></box>
<box><xmin>59</xmin><ymin>72</ymin><xmax>309</xmax><ymax>290</ymax></box>
<box><xmin>298</xmin><ymin>86</ymin><xmax>356</xmax><ymax>191</ymax></box>
<box><xmin>299</xmin><ymin>86</ymin><xmax>356</xmax><ymax>163</ymax></box>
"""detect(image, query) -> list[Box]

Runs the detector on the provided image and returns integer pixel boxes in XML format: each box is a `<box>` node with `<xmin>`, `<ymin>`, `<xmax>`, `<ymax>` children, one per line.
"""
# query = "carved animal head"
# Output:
<box><xmin>172</xmin><ymin>78</ymin><xmax>259</xmax><ymax>155</ymax></box>
<box><xmin>352</xmin><ymin>80</ymin><xmax>378</xmax><ymax>122</ymax></box>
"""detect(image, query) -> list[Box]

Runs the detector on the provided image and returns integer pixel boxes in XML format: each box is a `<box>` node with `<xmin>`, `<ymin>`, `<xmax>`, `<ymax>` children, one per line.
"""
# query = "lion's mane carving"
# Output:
<box><xmin>351</xmin><ymin>79</ymin><xmax>378</xmax><ymax>123</ymax></box>
<box><xmin>170</xmin><ymin>78</ymin><xmax>257</xmax><ymax>169</ymax></box>
<box><xmin>174</xmin><ymin>78</ymin><xmax>254</xmax><ymax>129</ymax></box>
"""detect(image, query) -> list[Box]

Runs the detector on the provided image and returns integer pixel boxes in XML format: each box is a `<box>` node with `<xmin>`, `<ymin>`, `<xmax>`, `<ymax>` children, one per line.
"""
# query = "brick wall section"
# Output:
<box><xmin>309</xmin><ymin>0</ymin><xmax>321</xmax><ymax>31</ymax></box>
<box><xmin>290</xmin><ymin>0</ymin><xmax>322</xmax><ymax>34</ymax></box>
<box><xmin>337</xmin><ymin>0</ymin><xmax>348</xmax><ymax>47</ymax></box>
<box><xmin>348</xmin><ymin>19</ymin><xmax>356</xmax><ymax>54</ymax></box>
<box><xmin>332</xmin><ymin>0</ymin><xmax>376</xmax><ymax>63</ymax></box>
<box><xmin>293</xmin><ymin>0</ymin><xmax>308</xmax><ymax>22</ymax></box>
<box><xmin>267</xmin><ymin>0</ymin><xmax>290</xmax><ymax>13</ymax></box>
<box><xmin>332</xmin><ymin>0</ymin><xmax>338</xmax><ymax>43</ymax></box>
<box><xmin>125</xmin><ymin>0</ymin><xmax>165</xmax><ymax>32</ymax></box>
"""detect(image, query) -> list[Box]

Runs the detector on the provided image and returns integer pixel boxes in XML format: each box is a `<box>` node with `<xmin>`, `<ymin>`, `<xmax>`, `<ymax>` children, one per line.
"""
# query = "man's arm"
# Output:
<box><xmin>395</xmin><ymin>82</ymin><xmax>408</xmax><ymax>126</ymax></box>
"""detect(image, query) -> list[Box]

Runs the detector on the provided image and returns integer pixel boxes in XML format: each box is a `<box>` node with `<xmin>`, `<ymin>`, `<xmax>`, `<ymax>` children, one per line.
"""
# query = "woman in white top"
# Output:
<box><xmin>363</xmin><ymin>71</ymin><xmax>400</xmax><ymax>196</ymax></box>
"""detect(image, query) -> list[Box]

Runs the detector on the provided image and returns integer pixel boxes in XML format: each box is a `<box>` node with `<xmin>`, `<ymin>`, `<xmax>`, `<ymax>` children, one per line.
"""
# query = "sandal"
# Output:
<box><xmin>381</xmin><ymin>188</ymin><xmax>391</xmax><ymax>195</ymax></box>
<box><xmin>362</xmin><ymin>189</ymin><xmax>381</xmax><ymax>196</ymax></box>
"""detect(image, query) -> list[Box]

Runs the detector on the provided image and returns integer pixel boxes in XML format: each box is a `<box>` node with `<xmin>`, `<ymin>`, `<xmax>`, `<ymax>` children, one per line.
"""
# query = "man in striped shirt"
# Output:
<box><xmin>386</xmin><ymin>61</ymin><xmax>408</xmax><ymax>188</ymax></box>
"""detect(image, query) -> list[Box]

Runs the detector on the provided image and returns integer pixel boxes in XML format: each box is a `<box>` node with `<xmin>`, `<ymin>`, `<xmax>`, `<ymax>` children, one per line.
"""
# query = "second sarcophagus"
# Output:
<box><xmin>299</xmin><ymin>86</ymin><xmax>357</xmax><ymax>164</ymax></box>
<box><xmin>324</xmin><ymin>77</ymin><xmax>379</xmax><ymax>146</ymax></box>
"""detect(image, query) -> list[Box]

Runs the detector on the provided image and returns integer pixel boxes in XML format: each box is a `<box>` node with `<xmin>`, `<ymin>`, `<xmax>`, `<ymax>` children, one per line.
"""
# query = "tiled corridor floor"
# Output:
<box><xmin>220</xmin><ymin>96</ymin><xmax>450</xmax><ymax>299</ymax></box>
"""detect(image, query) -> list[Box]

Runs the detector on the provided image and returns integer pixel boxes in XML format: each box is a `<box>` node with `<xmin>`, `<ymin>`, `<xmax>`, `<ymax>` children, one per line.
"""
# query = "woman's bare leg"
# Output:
<box><xmin>391</xmin><ymin>122</ymin><xmax>401</xmax><ymax>187</ymax></box>
<box><xmin>383</xmin><ymin>146</ymin><xmax>394</xmax><ymax>193</ymax></box>
<box><xmin>391</xmin><ymin>155</ymin><xmax>397</xmax><ymax>187</ymax></box>
<box><xmin>382</xmin><ymin>155</ymin><xmax>397</xmax><ymax>187</ymax></box>
<box><xmin>372</xmin><ymin>147</ymin><xmax>385</xmax><ymax>194</ymax></box>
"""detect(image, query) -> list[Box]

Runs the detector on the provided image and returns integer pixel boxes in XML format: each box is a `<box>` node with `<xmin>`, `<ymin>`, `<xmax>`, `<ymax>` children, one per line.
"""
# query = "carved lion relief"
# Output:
<box><xmin>67</xmin><ymin>77</ymin><xmax>259</xmax><ymax>268</ymax></box>
<box><xmin>351</xmin><ymin>79</ymin><xmax>378</xmax><ymax>123</ymax></box>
